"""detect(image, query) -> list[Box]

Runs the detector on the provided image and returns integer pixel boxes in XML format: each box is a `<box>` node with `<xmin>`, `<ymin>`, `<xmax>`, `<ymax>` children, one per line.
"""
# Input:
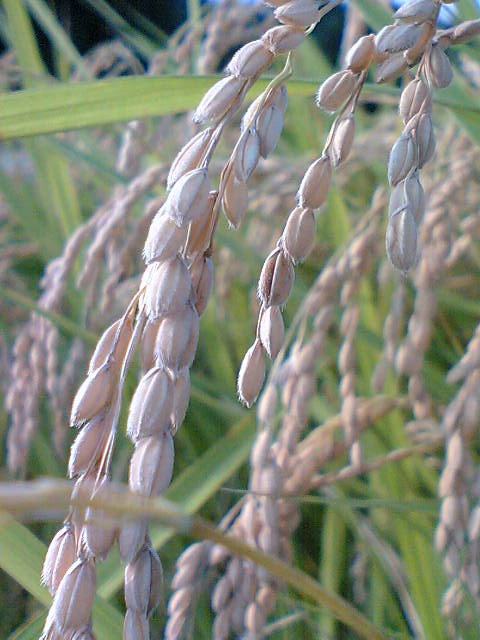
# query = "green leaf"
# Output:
<box><xmin>97</xmin><ymin>413</ymin><xmax>256</xmax><ymax>597</ymax></box>
<box><xmin>83</xmin><ymin>0</ymin><xmax>158</xmax><ymax>59</ymax></box>
<box><xmin>318</xmin><ymin>509</ymin><xmax>346</xmax><ymax>637</ymax></box>
<box><xmin>2</xmin><ymin>0</ymin><xmax>45</xmax><ymax>77</ymax></box>
<box><xmin>111</xmin><ymin>0</ymin><xmax>167</xmax><ymax>44</ymax></box>
<box><xmin>24</xmin><ymin>0</ymin><xmax>90</xmax><ymax>79</ymax></box>
<box><xmin>350</xmin><ymin>0</ymin><xmax>392</xmax><ymax>31</ymax></box>
<box><xmin>0</xmin><ymin>168</ymin><xmax>60</xmax><ymax>257</ymax></box>
<box><xmin>8</xmin><ymin>610</ymin><xmax>46</xmax><ymax>640</ymax></box>
<box><xmin>0</xmin><ymin>514</ymin><xmax>52</xmax><ymax>606</ymax></box>
<box><xmin>0</xmin><ymin>514</ymin><xmax>124</xmax><ymax>638</ymax></box>
<box><xmin>3</xmin><ymin>0</ymin><xmax>82</xmax><ymax>238</ymax></box>
<box><xmin>0</xmin><ymin>76</ymin><xmax>211</xmax><ymax>139</ymax></box>
<box><xmin>452</xmin><ymin>106</ymin><xmax>480</xmax><ymax>144</ymax></box>
<box><xmin>1</xmin><ymin>74</ymin><xmax>479</xmax><ymax>142</ymax></box>
<box><xmin>457</xmin><ymin>0</ymin><xmax>479</xmax><ymax>21</ymax></box>
<box><xmin>0</xmin><ymin>285</ymin><xmax>98</xmax><ymax>344</ymax></box>
<box><xmin>447</xmin><ymin>72</ymin><xmax>480</xmax><ymax>145</ymax></box>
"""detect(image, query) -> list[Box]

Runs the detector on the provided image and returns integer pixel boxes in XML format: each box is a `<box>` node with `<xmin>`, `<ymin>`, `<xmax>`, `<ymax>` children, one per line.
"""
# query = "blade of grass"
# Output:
<box><xmin>197</xmin><ymin>302</ymin><xmax>237</xmax><ymax>393</ymax></box>
<box><xmin>0</xmin><ymin>285</ymin><xmax>98</xmax><ymax>344</ymax></box>
<box><xmin>187</xmin><ymin>0</ymin><xmax>201</xmax><ymax>71</ymax></box>
<box><xmin>47</xmin><ymin>137</ymin><xmax>130</xmax><ymax>185</ymax></box>
<box><xmin>0</xmin><ymin>75</ymin><xmax>213</xmax><ymax>139</ymax></box>
<box><xmin>350</xmin><ymin>0</ymin><xmax>392</xmax><ymax>31</ymax></box>
<box><xmin>3</xmin><ymin>0</ymin><xmax>82</xmax><ymax>239</ymax></box>
<box><xmin>451</xmin><ymin>104</ymin><xmax>480</xmax><ymax>144</ymax></box>
<box><xmin>457</xmin><ymin>0</ymin><xmax>479</xmax><ymax>21</ymax></box>
<box><xmin>113</xmin><ymin>0</ymin><xmax>167</xmax><ymax>44</ymax></box>
<box><xmin>28</xmin><ymin>142</ymin><xmax>83</xmax><ymax>242</ymax></box>
<box><xmin>2</xmin><ymin>0</ymin><xmax>44</xmax><ymax>75</ymax></box>
<box><xmin>318</xmin><ymin>508</ymin><xmax>346</xmax><ymax>637</ymax></box>
<box><xmin>295</xmin><ymin>495</ymin><xmax>439</xmax><ymax>514</ymax></box>
<box><xmin>83</xmin><ymin>0</ymin><xmax>158</xmax><ymax>60</ymax></box>
<box><xmin>0</xmin><ymin>514</ymin><xmax>52</xmax><ymax>606</ymax></box>
<box><xmin>24</xmin><ymin>0</ymin><xmax>90</xmax><ymax>79</ymax></box>
<box><xmin>0</xmin><ymin>6</ymin><xmax>9</xmax><ymax>43</ymax></box>
<box><xmin>1</xmin><ymin>75</ymin><xmax>479</xmax><ymax>142</ymax></box>
<box><xmin>324</xmin><ymin>483</ymin><xmax>440</xmax><ymax>638</ymax></box>
<box><xmin>187</xmin><ymin>0</ymin><xmax>201</xmax><ymax>24</ymax></box>
<box><xmin>438</xmin><ymin>289</ymin><xmax>480</xmax><ymax>316</ymax></box>
<box><xmin>8</xmin><ymin>610</ymin><xmax>46</xmax><ymax>640</ymax></box>
<box><xmin>0</xmin><ymin>513</ymin><xmax>124</xmax><ymax>637</ymax></box>
<box><xmin>0</xmin><ymin>168</ymin><xmax>60</xmax><ymax>257</ymax></box>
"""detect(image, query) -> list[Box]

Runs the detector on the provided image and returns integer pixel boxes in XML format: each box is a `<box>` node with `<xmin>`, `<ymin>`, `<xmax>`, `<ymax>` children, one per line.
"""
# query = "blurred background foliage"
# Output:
<box><xmin>0</xmin><ymin>1</ymin><xmax>479</xmax><ymax>639</ymax></box>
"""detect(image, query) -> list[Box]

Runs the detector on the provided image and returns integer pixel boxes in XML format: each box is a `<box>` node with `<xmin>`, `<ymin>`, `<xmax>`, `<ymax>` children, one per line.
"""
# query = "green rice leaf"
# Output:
<box><xmin>0</xmin><ymin>514</ymin><xmax>124</xmax><ymax>637</ymax></box>
<box><xmin>350</xmin><ymin>0</ymin><xmax>392</xmax><ymax>31</ymax></box>
<box><xmin>3</xmin><ymin>0</ymin><xmax>82</xmax><ymax>238</ymax></box>
<box><xmin>83</xmin><ymin>0</ymin><xmax>158</xmax><ymax>59</ymax></box>
<box><xmin>457</xmin><ymin>0</ymin><xmax>480</xmax><ymax>21</ymax></box>
<box><xmin>1</xmin><ymin>74</ymin><xmax>478</xmax><ymax>142</ymax></box>
<box><xmin>8</xmin><ymin>610</ymin><xmax>46</xmax><ymax>640</ymax></box>
<box><xmin>23</xmin><ymin>0</ymin><xmax>89</xmax><ymax>78</ymax></box>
